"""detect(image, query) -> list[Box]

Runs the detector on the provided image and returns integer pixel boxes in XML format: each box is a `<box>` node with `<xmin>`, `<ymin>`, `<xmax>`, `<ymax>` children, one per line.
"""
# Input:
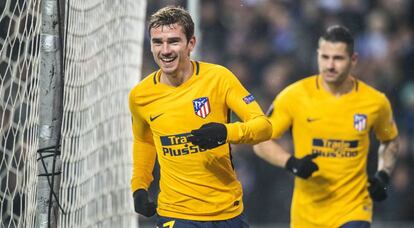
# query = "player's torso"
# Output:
<box><xmin>290</xmin><ymin>77</ymin><xmax>380</xmax><ymax>227</ymax></box>
<box><xmin>293</xmin><ymin>88</ymin><xmax>379</xmax><ymax>162</ymax></box>
<box><xmin>136</xmin><ymin>62</ymin><xmax>243</xmax><ymax>220</ymax></box>
<box><xmin>141</xmin><ymin>66</ymin><xmax>229</xmax><ymax>159</ymax></box>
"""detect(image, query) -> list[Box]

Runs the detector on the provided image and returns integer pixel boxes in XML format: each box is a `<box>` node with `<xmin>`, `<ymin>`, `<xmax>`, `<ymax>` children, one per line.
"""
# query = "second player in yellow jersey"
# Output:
<box><xmin>254</xmin><ymin>25</ymin><xmax>399</xmax><ymax>228</ymax></box>
<box><xmin>267</xmin><ymin>75</ymin><xmax>397</xmax><ymax>227</ymax></box>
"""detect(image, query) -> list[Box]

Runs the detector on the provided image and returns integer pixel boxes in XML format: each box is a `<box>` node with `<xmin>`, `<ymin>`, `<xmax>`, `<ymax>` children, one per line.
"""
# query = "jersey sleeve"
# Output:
<box><xmin>373</xmin><ymin>94</ymin><xmax>398</xmax><ymax>141</ymax></box>
<box><xmin>129</xmin><ymin>91</ymin><xmax>157</xmax><ymax>193</ymax></box>
<box><xmin>221</xmin><ymin>68</ymin><xmax>272</xmax><ymax>144</ymax></box>
<box><xmin>268</xmin><ymin>89</ymin><xmax>293</xmax><ymax>139</ymax></box>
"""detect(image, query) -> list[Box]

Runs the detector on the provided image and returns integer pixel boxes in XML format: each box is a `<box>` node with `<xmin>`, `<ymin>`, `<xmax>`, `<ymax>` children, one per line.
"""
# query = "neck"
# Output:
<box><xmin>161</xmin><ymin>61</ymin><xmax>193</xmax><ymax>87</ymax></box>
<box><xmin>321</xmin><ymin>76</ymin><xmax>354</xmax><ymax>97</ymax></box>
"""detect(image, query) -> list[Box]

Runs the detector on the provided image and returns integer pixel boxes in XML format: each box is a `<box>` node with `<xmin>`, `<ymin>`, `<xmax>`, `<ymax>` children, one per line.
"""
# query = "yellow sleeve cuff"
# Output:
<box><xmin>225</xmin><ymin>116</ymin><xmax>272</xmax><ymax>144</ymax></box>
<box><xmin>226</xmin><ymin>122</ymin><xmax>243</xmax><ymax>143</ymax></box>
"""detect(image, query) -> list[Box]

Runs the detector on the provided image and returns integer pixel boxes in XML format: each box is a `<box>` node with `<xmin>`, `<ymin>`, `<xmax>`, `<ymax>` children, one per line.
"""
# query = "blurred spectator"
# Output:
<box><xmin>257</xmin><ymin>58</ymin><xmax>293</xmax><ymax>110</ymax></box>
<box><xmin>399</xmin><ymin>82</ymin><xmax>414</xmax><ymax>138</ymax></box>
<box><xmin>199</xmin><ymin>0</ymin><xmax>228</xmax><ymax>63</ymax></box>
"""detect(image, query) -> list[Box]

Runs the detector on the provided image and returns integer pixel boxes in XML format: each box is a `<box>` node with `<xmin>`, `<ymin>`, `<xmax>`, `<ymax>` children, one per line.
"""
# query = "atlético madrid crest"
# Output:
<box><xmin>354</xmin><ymin>114</ymin><xmax>367</xmax><ymax>131</ymax></box>
<box><xmin>193</xmin><ymin>97</ymin><xmax>210</xmax><ymax>119</ymax></box>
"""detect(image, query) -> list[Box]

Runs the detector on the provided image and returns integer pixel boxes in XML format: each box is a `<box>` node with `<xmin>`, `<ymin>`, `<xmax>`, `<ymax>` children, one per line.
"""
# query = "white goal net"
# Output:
<box><xmin>0</xmin><ymin>0</ymin><xmax>41</xmax><ymax>227</ymax></box>
<box><xmin>59</xmin><ymin>0</ymin><xmax>146</xmax><ymax>227</ymax></box>
<box><xmin>1</xmin><ymin>0</ymin><xmax>147</xmax><ymax>227</ymax></box>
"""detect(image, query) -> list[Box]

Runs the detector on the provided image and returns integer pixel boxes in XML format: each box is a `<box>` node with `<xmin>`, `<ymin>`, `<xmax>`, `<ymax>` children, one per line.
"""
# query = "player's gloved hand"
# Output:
<box><xmin>368</xmin><ymin>170</ymin><xmax>390</xmax><ymax>202</ymax></box>
<box><xmin>188</xmin><ymin>122</ymin><xmax>227</xmax><ymax>149</ymax></box>
<box><xmin>285</xmin><ymin>154</ymin><xmax>319</xmax><ymax>179</ymax></box>
<box><xmin>133</xmin><ymin>189</ymin><xmax>156</xmax><ymax>217</ymax></box>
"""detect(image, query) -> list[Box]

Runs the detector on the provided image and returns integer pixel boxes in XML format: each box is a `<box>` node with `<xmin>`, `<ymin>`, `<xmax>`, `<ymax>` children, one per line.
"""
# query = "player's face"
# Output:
<box><xmin>150</xmin><ymin>23</ymin><xmax>195</xmax><ymax>76</ymax></box>
<box><xmin>317</xmin><ymin>40</ymin><xmax>357</xmax><ymax>85</ymax></box>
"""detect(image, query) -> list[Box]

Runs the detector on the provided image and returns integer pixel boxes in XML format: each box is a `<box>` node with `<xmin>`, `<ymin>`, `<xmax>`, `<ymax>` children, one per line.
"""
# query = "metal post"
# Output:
<box><xmin>187</xmin><ymin>0</ymin><xmax>201</xmax><ymax>59</ymax></box>
<box><xmin>35</xmin><ymin>0</ymin><xmax>64</xmax><ymax>227</ymax></box>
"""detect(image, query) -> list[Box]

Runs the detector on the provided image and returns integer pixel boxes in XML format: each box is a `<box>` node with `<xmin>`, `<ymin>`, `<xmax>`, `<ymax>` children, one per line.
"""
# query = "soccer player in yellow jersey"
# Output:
<box><xmin>254</xmin><ymin>25</ymin><xmax>399</xmax><ymax>228</ymax></box>
<box><xmin>129</xmin><ymin>6</ymin><xmax>272</xmax><ymax>227</ymax></box>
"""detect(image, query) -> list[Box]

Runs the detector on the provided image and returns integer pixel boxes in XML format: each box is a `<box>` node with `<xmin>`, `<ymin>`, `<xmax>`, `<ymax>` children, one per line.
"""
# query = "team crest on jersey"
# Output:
<box><xmin>354</xmin><ymin>114</ymin><xmax>367</xmax><ymax>132</ymax></box>
<box><xmin>193</xmin><ymin>97</ymin><xmax>210</xmax><ymax>119</ymax></box>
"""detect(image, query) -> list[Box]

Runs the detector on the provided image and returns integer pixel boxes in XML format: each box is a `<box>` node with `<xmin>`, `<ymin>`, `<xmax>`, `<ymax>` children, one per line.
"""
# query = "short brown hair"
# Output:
<box><xmin>320</xmin><ymin>25</ymin><xmax>354</xmax><ymax>56</ymax></box>
<box><xmin>148</xmin><ymin>6</ymin><xmax>194</xmax><ymax>42</ymax></box>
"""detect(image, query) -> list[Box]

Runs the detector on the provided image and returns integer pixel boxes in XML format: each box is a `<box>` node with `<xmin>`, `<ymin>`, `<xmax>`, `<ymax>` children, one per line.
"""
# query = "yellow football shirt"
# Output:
<box><xmin>268</xmin><ymin>75</ymin><xmax>398</xmax><ymax>228</ymax></box>
<box><xmin>129</xmin><ymin>61</ymin><xmax>272</xmax><ymax>221</ymax></box>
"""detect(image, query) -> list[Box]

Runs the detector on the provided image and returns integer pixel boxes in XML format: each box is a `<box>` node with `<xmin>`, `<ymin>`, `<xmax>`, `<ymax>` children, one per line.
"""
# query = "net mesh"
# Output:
<box><xmin>58</xmin><ymin>0</ymin><xmax>146</xmax><ymax>227</ymax></box>
<box><xmin>1</xmin><ymin>0</ymin><xmax>146</xmax><ymax>227</ymax></box>
<box><xmin>0</xmin><ymin>0</ymin><xmax>41</xmax><ymax>227</ymax></box>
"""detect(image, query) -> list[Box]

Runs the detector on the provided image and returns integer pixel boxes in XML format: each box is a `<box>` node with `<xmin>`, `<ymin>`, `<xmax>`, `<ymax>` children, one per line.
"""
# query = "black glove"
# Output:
<box><xmin>368</xmin><ymin>170</ymin><xmax>390</xmax><ymax>202</ymax></box>
<box><xmin>133</xmin><ymin>189</ymin><xmax>156</xmax><ymax>217</ymax></box>
<box><xmin>285</xmin><ymin>154</ymin><xmax>319</xmax><ymax>179</ymax></box>
<box><xmin>187</xmin><ymin>122</ymin><xmax>227</xmax><ymax>149</ymax></box>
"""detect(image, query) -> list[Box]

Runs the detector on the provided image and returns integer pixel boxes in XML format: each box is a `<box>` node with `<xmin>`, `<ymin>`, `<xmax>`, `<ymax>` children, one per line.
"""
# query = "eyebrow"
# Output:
<box><xmin>151</xmin><ymin>37</ymin><xmax>182</xmax><ymax>43</ymax></box>
<box><xmin>168</xmin><ymin>37</ymin><xmax>181</xmax><ymax>42</ymax></box>
<box><xmin>151</xmin><ymin>38</ymin><xmax>162</xmax><ymax>43</ymax></box>
<box><xmin>321</xmin><ymin>53</ymin><xmax>346</xmax><ymax>59</ymax></box>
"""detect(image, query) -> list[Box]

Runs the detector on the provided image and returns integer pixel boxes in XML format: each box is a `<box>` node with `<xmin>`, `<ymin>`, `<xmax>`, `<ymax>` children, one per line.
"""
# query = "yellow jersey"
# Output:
<box><xmin>129</xmin><ymin>61</ymin><xmax>272</xmax><ymax>221</ymax></box>
<box><xmin>268</xmin><ymin>75</ymin><xmax>398</xmax><ymax>228</ymax></box>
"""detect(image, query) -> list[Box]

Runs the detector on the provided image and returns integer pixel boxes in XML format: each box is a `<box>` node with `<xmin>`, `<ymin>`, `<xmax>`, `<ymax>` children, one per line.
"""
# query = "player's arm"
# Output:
<box><xmin>188</xmin><ymin>68</ymin><xmax>272</xmax><ymax>149</ymax></box>
<box><xmin>221</xmin><ymin>69</ymin><xmax>272</xmax><ymax>144</ymax></box>
<box><xmin>369</xmin><ymin>95</ymin><xmax>399</xmax><ymax>201</ymax></box>
<box><xmin>378</xmin><ymin>137</ymin><xmax>399</xmax><ymax>175</ymax></box>
<box><xmin>253</xmin><ymin>139</ymin><xmax>291</xmax><ymax>168</ymax></box>
<box><xmin>254</xmin><ymin>140</ymin><xmax>318</xmax><ymax>179</ymax></box>
<box><xmin>368</xmin><ymin>137</ymin><xmax>399</xmax><ymax>202</ymax></box>
<box><xmin>225</xmin><ymin>114</ymin><xmax>272</xmax><ymax>144</ymax></box>
<box><xmin>129</xmin><ymin>92</ymin><xmax>157</xmax><ymax>217</ymax></box>
<box><xmin>253</xmin><ymin>92</ymin><xmax>318</xmax><ymax>179</ymax></box>
<box><xmin>130</xmin><ymin>119</ymin><xmax>156</xmax><ymax>192</ymax></box>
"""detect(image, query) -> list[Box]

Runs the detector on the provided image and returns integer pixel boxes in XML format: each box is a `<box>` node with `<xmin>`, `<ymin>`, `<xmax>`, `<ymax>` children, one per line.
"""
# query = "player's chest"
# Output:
<box><xmin>141</xmin><ymin>87</ymin><xmax>225</xmax><ymax>130</ymax></box>
<box><xmin>295</xmin><ymin>97</ymin><xmax>380</xmax><ymax>136</ymax></box>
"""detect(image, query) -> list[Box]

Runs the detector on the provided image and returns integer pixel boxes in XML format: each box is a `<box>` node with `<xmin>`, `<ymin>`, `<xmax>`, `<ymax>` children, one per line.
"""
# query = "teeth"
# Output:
<box><xmin>161</xmin><ymin>57</ymin><xmax>175</xmax><ymax>63</ymax></box>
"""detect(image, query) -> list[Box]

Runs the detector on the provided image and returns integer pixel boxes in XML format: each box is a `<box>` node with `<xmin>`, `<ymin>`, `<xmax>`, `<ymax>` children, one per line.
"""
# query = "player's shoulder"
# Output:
<box><xmin>355</xmin><ymin>79</ymin><xmax>388</xmax><ymax>101</ymax></box>
<box><xmin>195</xmin><ymin>61</ymin><xmax>241</xmax><ymax>86</ymax></box>
<box><xmin>278</xmin><ymin>75</ymin><xmax>317</xmax><ymax>98</ymax></box>
<box><xmin>197</xmin><ymin>61</ymin><xmax>232</xmax><ymax>75</ymax></box>
<box><xmin>129</xmin><ymin>71</ymin><xmax>159</xmax><ymax>97</ymax></box>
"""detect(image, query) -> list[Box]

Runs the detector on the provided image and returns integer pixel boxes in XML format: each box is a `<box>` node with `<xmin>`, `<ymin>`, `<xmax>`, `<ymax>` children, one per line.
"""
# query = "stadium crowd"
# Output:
<box><xmin>143</xmin><ymin>0</ymin><xmax>414</xmax><ymax>224</ymax></box>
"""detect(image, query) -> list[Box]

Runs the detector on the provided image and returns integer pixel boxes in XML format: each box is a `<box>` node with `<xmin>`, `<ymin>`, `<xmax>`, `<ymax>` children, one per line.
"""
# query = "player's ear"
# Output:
<box><xmin>187</xmin><ymin>36</ymin><xmax>196</xmax><ymax>55</ymax></box>
<box><xmin>351</xmin><ymin>52</ymin><xmax>358</xmax><ymax>66</ymax></box>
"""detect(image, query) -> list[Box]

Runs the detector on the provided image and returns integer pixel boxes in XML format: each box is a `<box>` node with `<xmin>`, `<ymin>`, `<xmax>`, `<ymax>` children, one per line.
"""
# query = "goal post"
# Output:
<box><xmin>58</xmin><ymin>0</ymin><xmax>146</xmax><ymax>227</ymax></box>
<box><xmin>1</xmin><ymin>0</ymin><xmax>42</xmax><ymax>227</ymax></box>
<box><xmin>0</xmin><ymin>0</ymin><xmax>147</xmax><ymax>227</ymax></box>
<box><xmin>35</xmin><ymin>0</ymin><xmax>65</xmax><ymax>226</ymax></box>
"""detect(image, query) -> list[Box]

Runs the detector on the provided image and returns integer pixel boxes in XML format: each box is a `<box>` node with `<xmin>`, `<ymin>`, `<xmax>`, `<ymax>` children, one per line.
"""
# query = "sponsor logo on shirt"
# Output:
<box><xmin>193</xmin><ymin>97</ymin><xmax>210</xmax><ymax>119</ymax></box>
<box><xmin>311</xmin><ymin>138</ymin><xmax>359</xmax><ymax>158</ymax></box>
<box><xmin>306</xmin><ymin>117</ymin><xmax>320</xmax><ymax>122</ymax></box>
<box><xmin>160</xmin><ymin>133</ymin><xmax>207</xmax><ymax>156</ymax></box>
<box><xmin>150</xmin><ymin>113</ymin><xmax>164</xmax><ymax>122</ymax></box>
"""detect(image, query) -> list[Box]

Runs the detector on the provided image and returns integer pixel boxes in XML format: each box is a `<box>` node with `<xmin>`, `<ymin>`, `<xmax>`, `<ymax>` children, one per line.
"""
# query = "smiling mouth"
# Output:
<box><xmin>160</xmin><ymin>56</ymin><xmax>176</xmax><ymax>63</ymax></box>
